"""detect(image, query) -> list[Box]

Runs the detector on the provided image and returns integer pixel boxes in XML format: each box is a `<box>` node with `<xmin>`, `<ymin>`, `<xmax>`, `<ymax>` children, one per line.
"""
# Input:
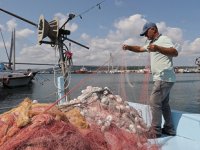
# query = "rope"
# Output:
<box><xmin>75</xmin><ymin>0</ymin><xmax>106</xmax><ymax>19</ymax></box>
<box><xmin>139</xmin><ymin>55</ymin><xmax>151</xmax><ymax>104</ymax></box>
<box><xmin>118</xmin><ymin>51</ymin><xmax>128</xmax><ymax>101</ymax></box>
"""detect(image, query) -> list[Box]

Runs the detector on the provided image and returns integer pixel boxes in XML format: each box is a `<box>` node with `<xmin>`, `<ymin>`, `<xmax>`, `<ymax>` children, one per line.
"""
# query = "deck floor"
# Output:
<box><xmin>129</xmin><ymin>102</ymin><xmax>200</xmax><ymax>150</ymax></box>
<box><xmin>149</xmin><ymin>135</ymin><xmax>200</xmax><ymax>150</ymax></box>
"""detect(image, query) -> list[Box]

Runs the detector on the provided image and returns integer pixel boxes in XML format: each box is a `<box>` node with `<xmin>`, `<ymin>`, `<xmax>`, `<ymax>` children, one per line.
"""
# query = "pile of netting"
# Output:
<box><xmin>0</xmin><ymin>86</ymin><xmax>159</xmax><ymax>150</ymax></box>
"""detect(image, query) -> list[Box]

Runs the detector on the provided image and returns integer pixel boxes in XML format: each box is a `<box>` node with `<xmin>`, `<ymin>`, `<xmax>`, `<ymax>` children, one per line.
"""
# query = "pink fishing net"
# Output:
<box><xmin>0</xmin><ymin>98</ymin><xmax>109</xmax><ymax>150</ymax></box>
<box><xmin>1</xmin><ymin>114</ymin><xmax>92</xmax><ymax>150</ymax></box>
<box><xmin>0</xmin><ymin>86</ymin><xmax>159</xmax><ymax>150</ymax></box>
<box><xmin>60</xmin><ymin>86</ymin><xmax>159</xmax><ymax>150</ymax></box>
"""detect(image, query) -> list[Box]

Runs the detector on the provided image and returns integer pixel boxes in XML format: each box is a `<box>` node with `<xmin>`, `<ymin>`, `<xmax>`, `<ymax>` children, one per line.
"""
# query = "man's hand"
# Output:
<box><xmin>147</xmin><ymin>44</ymin><xmax>158</xmax><ymax>52</ymax></box>
<box><xmin>147</xmin><ymin>44</ymin><xmax>178</xmax><ymax>57</ymax></box>
<box><xmin>122</xmin><ymin>44</ymin><xmax>128</xmax><ymax>50</ymax></box>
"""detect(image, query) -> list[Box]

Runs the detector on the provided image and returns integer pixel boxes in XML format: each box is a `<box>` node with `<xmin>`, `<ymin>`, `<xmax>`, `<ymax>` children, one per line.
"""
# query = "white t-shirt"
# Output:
<box><xmin>143</xmin><ymin>35</ymin><xmax>176</xmax><ymax>82</ymax></box>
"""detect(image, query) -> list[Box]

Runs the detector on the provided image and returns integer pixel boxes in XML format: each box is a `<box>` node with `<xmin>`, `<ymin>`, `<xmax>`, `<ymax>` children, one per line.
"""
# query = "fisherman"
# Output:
<box><xmin>122</xmin><ymin>22</ymin><xmax>178</xmax><ymax>138</ymax></box>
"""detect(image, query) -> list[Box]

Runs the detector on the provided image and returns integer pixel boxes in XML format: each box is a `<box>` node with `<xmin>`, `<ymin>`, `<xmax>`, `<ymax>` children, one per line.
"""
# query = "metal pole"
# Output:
<box><xmin>0</xmin><ymin>8</ymin><xmax>38</xmax><ymax>27</ymax></box>
<box><xmin>58</xmin><ymin>37</ymin><xmax>70</xmax><ymax>104</ymax></box>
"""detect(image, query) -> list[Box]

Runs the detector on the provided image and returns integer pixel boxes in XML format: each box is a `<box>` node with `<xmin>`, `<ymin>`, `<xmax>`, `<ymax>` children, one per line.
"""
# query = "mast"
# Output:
<box><xmin>57</xmin><ymin>35</ymin><xmax>70</xmax><ymax>102</ymax></box>
<box><xmin>9</xmin><ymin>30</ymin><xmax>13</xmax><ymax>69</ymax></box>
<box><xmin>8</xmin><ymin>29</ymin><xmax>16</xmax><ymax>71</ymax></box>
<box><xmin>13</xmin><ymin>29</ymin><xmax>16</xmax><ymax>71</ymax></box>
<box><xmin>108</xmin><ymin>53</ymin><xmax>114</xmax><ymax>73</ymax></box>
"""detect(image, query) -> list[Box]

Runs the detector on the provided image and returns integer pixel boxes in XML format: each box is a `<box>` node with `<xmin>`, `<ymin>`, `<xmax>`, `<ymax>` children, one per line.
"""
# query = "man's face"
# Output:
<box><xmin>144</xmin><ymin>27</ymin><xmax>156</xmax><ymax>40</ymax></box>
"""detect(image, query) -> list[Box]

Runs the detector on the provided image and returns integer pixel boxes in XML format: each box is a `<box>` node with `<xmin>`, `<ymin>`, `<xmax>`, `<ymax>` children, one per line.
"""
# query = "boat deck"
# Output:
<box><xmin>152</xmin><ymin>134</ymin><xmax>200</xmax><ymax>150</ymax></box>
<box><xmin>129</xmin><ymin>103</ymin><xmax>200</xmax><ymax>150</ymax></box>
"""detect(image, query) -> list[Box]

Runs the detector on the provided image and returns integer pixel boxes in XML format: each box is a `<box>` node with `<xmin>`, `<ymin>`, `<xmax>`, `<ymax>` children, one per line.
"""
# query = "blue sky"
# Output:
<box><xmin>0</xmin><ymin>0</ymin><xmax>200</xmax><ymax>69</ymax></box>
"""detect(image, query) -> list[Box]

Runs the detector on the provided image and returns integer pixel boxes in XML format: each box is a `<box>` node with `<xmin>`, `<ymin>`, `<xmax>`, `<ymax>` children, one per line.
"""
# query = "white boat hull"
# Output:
<box><xmin>0</xmin><ymin>72</ymin><xmax>36</xmax><ymax>88</ymax></box>
<box><xmin>2</xmin><ymin>75</ymin><xmax>32</xmax><ymax>87</ymax></box>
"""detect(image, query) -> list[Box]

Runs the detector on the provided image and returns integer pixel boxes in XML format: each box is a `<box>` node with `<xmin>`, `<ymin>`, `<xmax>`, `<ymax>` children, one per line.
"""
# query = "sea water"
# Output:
<box><xmin>0</xmin><ymin>73</ymin><xmax>200</xmax><ymax>113</ymax></box>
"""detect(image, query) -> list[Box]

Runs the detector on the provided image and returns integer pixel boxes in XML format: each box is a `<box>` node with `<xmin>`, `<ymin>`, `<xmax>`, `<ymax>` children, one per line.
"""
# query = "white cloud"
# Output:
<box><xmin>0</xmin><ymin>24</ymin><xmax>5</xmax><ymax>31</ymax></box>
<box><xmin>2</xmin><ymin>13</ymin><xmax>200</xmax><ymax>68</ymax></box>
<box><xmin>71</xmin><ymin>14</ymin><xmax>198</xmax><ymax>66</ymax></box>
<box><xmin>15</xmin><ymin>44</ymin><xmax>59</xmax><ymax>69</ymax></box>
<box><xmin>114</xmin><ymin>14</ymin><xmax>146</xmax><ymax>38</ymax></box>
<box><xmin>18</xmin><ymin>44</ymin><xmax>58</xmax><ymax>63</ymax></box>
<box><xmin>6</xmin><ymin>19</ymin><xmax>17</xmax><ymax>31</ymax></box>
<box><xmin>182</xmin><ymin>38</ymin><xmax>200</xmax><ymax>55</ymax></box>
<box><xmin>190</xmin><ymin>38</ymin><xmax>200</xmax><ymax>52</ymax></box>
<box><xmin>0</xmin><ymin>41</ymin><xmax>10</xmax><ymax>50</ymax></box>
<box><xmin>16</xmin><ymin>28</ymin><xmax>35</xmax><ymax>38</ymax></box>
<box><xmin>157</xmin><ymin>22</ymin><xmax>183</xmax><ymax>43</ymax></box>
<box><xmin>80</xmin><ymin>33</ymin><xmax>90</xmax><ymax>40</ymax></box>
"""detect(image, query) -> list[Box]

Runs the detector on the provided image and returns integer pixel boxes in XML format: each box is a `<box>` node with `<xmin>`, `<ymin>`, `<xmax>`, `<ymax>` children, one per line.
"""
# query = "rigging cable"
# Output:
<box><xmin>75</xmin><ymin>0</ymin><xmax>106</xmax><ymax>19</ymax></box>
<box><xmin>0</xmin><ymin>28</ymin><xmax>10</xmax><ymax>62</ymax></box>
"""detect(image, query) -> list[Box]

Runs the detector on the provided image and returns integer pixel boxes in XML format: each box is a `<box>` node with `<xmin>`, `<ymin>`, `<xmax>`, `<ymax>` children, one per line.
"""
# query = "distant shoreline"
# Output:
<box><xmin>33</xmin><ymin>65</ymin><xmax>200</xmax><ymax>74</ymax></box>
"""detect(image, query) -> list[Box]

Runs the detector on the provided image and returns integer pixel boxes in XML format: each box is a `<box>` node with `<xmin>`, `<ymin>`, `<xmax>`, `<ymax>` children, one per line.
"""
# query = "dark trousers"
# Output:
<box><xmin>149</xmin><ymin>81</ymin><xmax>174</xmax><ymax>133</ymax></box>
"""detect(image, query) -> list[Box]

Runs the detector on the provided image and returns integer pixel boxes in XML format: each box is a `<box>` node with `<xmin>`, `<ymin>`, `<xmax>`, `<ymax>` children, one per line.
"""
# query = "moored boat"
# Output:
<box><xmin>0</xmin><ymin>63</ymin><xmax>37</xmax><ymax>88</ymax></box>
<box><xmin>74</xmin><ymin>66</ymin><xmax>92</xmax><ymax>74</ymax></box>
<box><xmin>1</xmin><ymin>72</ymin><xmax>34</xmax><ymax>88</ymax></box>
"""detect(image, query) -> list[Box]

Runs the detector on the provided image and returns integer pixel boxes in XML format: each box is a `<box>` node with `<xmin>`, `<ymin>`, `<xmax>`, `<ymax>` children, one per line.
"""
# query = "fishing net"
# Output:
<box><xmin>60</xmin><ymin>86</ymin><xmax>159</xmax><ymax>150</ymax></box>
<box><xmin>0</xmin><ymin>87</ymin><xmax>159</xmax><ymax>150</ymax></box>
<box><xmin>0</xmin><ymin>98</ymin><xmax>91</xmax><ymax>150</ymax></box>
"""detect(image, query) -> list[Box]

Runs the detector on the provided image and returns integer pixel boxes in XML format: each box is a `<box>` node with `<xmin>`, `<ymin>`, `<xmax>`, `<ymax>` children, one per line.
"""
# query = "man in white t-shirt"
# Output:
<box><xmin>122</xmin><ymin>22</ymin><xmax>178</xmax><ymax>138</ymax></box>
